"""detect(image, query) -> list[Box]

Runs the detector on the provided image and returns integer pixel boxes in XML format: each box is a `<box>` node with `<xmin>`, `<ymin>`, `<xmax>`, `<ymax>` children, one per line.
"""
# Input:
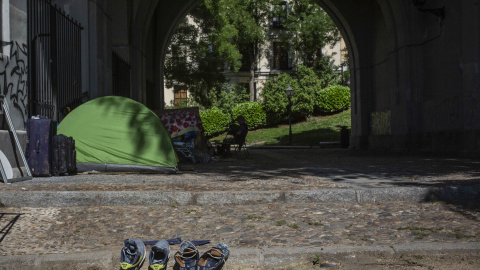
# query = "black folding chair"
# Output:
<box><xmin>231</xmin><ymin>136</ymin><xmax>249</xmax><ymax>158</ymax></box>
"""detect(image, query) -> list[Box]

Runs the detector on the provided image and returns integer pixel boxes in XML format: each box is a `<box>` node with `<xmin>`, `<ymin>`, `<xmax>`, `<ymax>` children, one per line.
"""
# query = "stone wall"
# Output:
<box><xmin>1</xmin><ymin>0</ymin><xmax>28</xmax><ymax>180</ymax></box>
<box><xmin>1</xmin><ymin>1</ymin><xmax>28</xmax><ymax>131</ymax></box>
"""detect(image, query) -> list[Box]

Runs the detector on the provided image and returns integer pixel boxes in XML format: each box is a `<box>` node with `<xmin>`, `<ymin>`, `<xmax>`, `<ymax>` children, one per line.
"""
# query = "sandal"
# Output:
<box><xmin>197</xmin><ymin>243</ymin><xmax>230</xmax><ymax>270</ymax></box>
<box><xmin>173</xmin><ymin>241</ymin><xmax>199</xmax><ymax>270</ymax></box>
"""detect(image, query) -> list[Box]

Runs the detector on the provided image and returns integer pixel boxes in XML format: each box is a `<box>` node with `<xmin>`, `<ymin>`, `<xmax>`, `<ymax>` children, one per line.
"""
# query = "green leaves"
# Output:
<box><xmin>231</xmin><ymin>102</ymin><xmax>267</xmax><ymax>130</ymax></box>
<box><xmin>261</xmin><ymin>65</ymin><xmax>350</xmax><ymax>125</ymax></box>
<box><xmin>199</xmin><ymin>107</ymin><xmax>230</xmax><ymax>137</ymax></box>
<box><xmin>166</xmin><ymin>0</ymin><xmax>344</xmax><ymax>109</ymax></box>
<box><xmin>207</xmin><ymin>83</ymin><xmax>250</xmax><ymax>114</ymax></box>
<box><xmin>261</xmin><ymin>73</ymin><xmax>297</xmax><ymax>125</ymax></box>
<box><xmin>283</xmin><ymin>0</ymin><xmax>340</xmax><ymax>69</ymax></box>
<box><xmin>200</xmin><ymin>102</ymin><xmax>266</xmax><ymax>137</ymax></box>
<box><xmin>314</xmin><ymin>85</ymin><xmax>351</xmax><ymax>114</ymax></box>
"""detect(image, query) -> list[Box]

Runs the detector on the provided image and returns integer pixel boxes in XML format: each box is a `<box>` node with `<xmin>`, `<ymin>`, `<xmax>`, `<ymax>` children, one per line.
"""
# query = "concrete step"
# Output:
<box><xmin>1</xmin><ymin>243</ymin><xmax>479</xmax><ymax>269</ymax></box>
<box><xmin>1</xmin><ymin>185</ymin><xmax>480</xmax><ymax>207</ymax></box>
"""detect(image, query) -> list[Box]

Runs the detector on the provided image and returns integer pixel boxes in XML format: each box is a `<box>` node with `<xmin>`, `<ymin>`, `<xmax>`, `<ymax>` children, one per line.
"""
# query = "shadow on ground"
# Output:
<box><xmin>198</xmin><ymin>148</ymin><xmax>480</xmax><ymax>187</ymax></box>
<box><xmin>195</xmin><ymin>148</ymin><xmax>480</xmax><ymax>215</ymax></box>
<box><xmin>0</xmin><ymin>213</ymin><xmax>22</xmax><ymax>243</ymax></box>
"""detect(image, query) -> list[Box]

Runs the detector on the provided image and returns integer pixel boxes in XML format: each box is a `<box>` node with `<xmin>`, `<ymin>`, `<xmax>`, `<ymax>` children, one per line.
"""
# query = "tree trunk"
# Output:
<box><xmin>249</xmin><ymin>45</ymin><xmax>256</xmax><ymax>102</ymax></box>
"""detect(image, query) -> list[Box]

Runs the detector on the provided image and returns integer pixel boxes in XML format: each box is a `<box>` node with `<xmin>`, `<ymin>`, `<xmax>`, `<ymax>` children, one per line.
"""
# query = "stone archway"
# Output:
<box><xmin>132</xmin><ymin>0</ymin><xmax>409</xmax><ymax>149</ymax></box>
<box><xmin>130</xmin><ymin>0</ymin><xmax>198</xmax><ymax>109</ymax></box>
<box><xmin>314</xmin><ymin>0</ymin><xmax>414</xmax><ymax>148</ymax></box>
<box><xmin>130</xmin><ymin>0</ymin><xmax>479</xmax><ymax>151</ymax></box>
<box><xmin>139</xmin><ymin>0</ymin><xmax>404</xmax><ymax>150</ymax></box>
<box><xmin>130</xmin><ymin>0</ymin><xmax>159</xmax><ymax>104</ymax></box>
<box><xmin>313</xmin><ymin>0</ymin><xmax>427</xmax><ymax>149</ymax></box>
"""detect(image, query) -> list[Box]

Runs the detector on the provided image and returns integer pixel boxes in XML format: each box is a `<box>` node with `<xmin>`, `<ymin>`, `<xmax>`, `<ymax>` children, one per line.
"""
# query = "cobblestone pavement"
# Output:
<box><xmin>2</xmin><ymin>149</ymin><xmax>480</xmax><ymax>192</ymax></box>
<box><xmin>1</xmin><ymin>201</ymin><xmax>479</xmax><ymax>257</ymax></box>
<box><xmin>1</xmin><ymin>149</ymin><xmax>479</xmax><ymax>269</ymax></box>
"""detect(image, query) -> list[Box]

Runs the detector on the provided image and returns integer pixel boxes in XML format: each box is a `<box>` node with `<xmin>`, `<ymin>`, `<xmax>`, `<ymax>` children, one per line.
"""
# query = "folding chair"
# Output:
<box><xmin>173</xmin><ymin>141</ymin><xmax>196</xmax><ymax>163</ymax></box>
<box><xmin>232</xmin><ymin>138</ymin><xmax>249</xmax><ymax>158</ymax></box>
<box><xmin>172</xmin><ymin>131</ymin><xmax>198</xmax><ymax>163</ymax></box>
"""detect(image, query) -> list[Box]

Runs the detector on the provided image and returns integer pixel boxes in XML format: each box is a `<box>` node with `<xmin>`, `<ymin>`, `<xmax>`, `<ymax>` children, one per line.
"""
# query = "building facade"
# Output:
<box><xmin>163</xmin><ymin>3</ymin><xmax>348</xmax><ymax>106</ymax></box>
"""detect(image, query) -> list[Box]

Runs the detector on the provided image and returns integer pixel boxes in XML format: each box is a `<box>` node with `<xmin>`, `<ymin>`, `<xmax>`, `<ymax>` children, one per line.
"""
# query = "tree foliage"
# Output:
<box><xmin>204</xmin><ymin>0</ymin><xmax>274</xmax><ymax>99</ymax></box>
<box><xmin>280</xmin><ymin>0</ymin><xmax>340</xmax><ymax>69</ymax></box>
<box><xmin>261</xmin><ymin>73</ymin><xmax>298</xmax><ymax>125</ymax></box>
<box><xmin>261</xmin><ymin>65</ymin><xmax>350</xmax><ymax>125</ymax></box>
<box><xmin>206</xmin><ymin>83</ymin><xmax>250</xmax><ymax>115</ymax></box>
<box><xmin>293</xmin><ymin>65</ymin><xmax>318</xmax><ymax>120</ymax></box>
<box><xmin>164</xmin><ymin>3</ymin><xmax>229</xmax><ymax>107</ymax></box>
<box><xmin>165</xmin><ymin>0</ymin><xmax>343</xmax><ymax>107</ymax></box>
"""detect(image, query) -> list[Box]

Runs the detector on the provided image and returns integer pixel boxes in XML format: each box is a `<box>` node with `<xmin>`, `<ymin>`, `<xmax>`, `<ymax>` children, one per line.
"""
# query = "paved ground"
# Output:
<box><xmin>1</xmin><ymin>148</ymin><xmax>480</xmax><ymax>269</ymax></box>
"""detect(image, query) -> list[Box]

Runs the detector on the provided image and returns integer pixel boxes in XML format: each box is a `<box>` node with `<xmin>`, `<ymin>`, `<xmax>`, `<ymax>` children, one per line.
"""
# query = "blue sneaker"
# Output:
<box><xmin>120</xmin><ymin>238</ymin><xmax>146</xmax><ymax>270</ymax></box>
<box><xmin>149</xmin><ymin>239</ymin><xmax>170</xmax><ymax>270</ymax></box>
<box><xmin>173</xmin><ymin>241</ymin><xmax>199</xmax><ymax>270</ymax></box>
<box><xmin>197</xmin><ymin>243</ymin><xmax>230</xmax><ymax>270</ymax></box>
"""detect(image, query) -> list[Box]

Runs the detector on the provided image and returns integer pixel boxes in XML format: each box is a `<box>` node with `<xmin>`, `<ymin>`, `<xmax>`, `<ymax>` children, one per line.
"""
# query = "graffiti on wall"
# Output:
<box><xmin>371</xmin><ymin>110</ymin><xmax>391</xmax><ymax>135</ymax></box>
<box><xmin>465</xmin><ymin>97</ymin><xmax>480</xmax><ymax>129</ymax></box>
<box><xmin>0</xmin><ymin>40</ymin><xmax>28</xmax><ymax>124</ymax></box>
<box><xmin>428</xmin><ymin>96</ymin><xmax>480</xmax><ymax>130</ymax></box>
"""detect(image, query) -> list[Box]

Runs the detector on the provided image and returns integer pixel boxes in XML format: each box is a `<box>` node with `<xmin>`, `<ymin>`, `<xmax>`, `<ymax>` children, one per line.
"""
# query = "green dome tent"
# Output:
<box><xmin>57</xmin><ymin>96</ymin><xmax>177</xmax><ymax>173</ymax></box>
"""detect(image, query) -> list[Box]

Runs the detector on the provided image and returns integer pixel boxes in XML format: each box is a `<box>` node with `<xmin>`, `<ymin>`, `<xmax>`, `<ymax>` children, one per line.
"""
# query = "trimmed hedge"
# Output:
<box><xmin>231</xmin><ymin>102</ymin><xmax>266</xmax><ymax>130</ymax></box>
<box><xmin>200</xmin><ymin>107</ymin><xmax>230</xmax><ymax>137</ymax></box>
<box><xmin>314</xmin><ymin>85</ymin><xmax>351</xmax><ymax>114</ymax></box>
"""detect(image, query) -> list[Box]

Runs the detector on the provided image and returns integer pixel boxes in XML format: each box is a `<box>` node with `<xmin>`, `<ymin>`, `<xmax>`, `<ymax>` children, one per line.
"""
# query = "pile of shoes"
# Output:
<box><xmin>120</xmin><ymin>238</ymin><xmax>229</xmax><ymax>270</ymax></box>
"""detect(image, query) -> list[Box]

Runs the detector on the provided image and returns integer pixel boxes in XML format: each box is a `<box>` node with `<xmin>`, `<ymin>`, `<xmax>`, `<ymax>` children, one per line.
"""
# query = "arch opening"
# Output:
<box><xmin>133</xmin><ymin>0</ymin><xmax>413</xmax><ymax>150</ymax></box>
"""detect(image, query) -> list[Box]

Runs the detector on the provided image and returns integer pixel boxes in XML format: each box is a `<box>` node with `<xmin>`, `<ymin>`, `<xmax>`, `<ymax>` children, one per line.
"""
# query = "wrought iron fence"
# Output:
<box><xmin>112</xmin><ymin>51</ymin><xmax>131</xmax><ymax>98</ymax></box>
<box><xmin>28</xmin><ymin>0</ymin><xmax>83</xmax><ymax>122</ymax></box>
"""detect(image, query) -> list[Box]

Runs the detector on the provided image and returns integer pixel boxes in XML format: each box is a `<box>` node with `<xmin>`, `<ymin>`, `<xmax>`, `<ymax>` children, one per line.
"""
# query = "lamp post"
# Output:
<box><xmin>285</xmin><ymin>86</ymin><xmax>294</xmax><ymax>145</ymax></box>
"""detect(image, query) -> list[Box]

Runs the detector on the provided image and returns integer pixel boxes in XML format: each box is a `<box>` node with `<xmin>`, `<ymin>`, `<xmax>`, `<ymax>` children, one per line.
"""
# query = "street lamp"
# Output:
<box><xmin>285</xmin><ymin>87</ymin><xmax>294</xmax><ymax>145</ymax></box>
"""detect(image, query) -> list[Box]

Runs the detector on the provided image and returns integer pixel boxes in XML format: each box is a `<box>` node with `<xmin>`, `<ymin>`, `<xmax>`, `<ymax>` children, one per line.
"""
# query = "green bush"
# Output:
<box><xmin>261</xmin><ymin>74</ymin><xmax>298</xmax><ymax>126</ymax></box>
<box><xmin>206</xmin><ymin>83</ymin><xmax>250</xmax><ymax>113</ymax></box>
<box><xmin>231</xmin><ymin>102</ymin><xmax>266</xmax><ymax>130</ymax></box>
<box><xmin>293</xmin><ymin>65</ymin><xmax>318</xmax><ymax>120</ymax></box>
<box><xmin>200</xmin><ymin>107</ymin><xmax>230</xmax><ymax>137</ymax></box>
<box><xmin>314</xmin><ymin>85</ymin><xmax>351</xmax><ymax>114</ymax></box>
<box><xmin>315</xmin><ymin>56</ymin><xmax>343</xmax><ymax>88</ymax></box>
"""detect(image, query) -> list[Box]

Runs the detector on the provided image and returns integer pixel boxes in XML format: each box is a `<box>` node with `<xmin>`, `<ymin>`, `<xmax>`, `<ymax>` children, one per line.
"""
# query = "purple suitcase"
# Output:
<box><xmin>26</xmin><ymin>118</ymin><xmax>56</xmax><ymax>177</ymax></box>
<box><xmin>52</xmin><ymin>134</ymin><xmax>76</xmax><ymax>176</ymax></box>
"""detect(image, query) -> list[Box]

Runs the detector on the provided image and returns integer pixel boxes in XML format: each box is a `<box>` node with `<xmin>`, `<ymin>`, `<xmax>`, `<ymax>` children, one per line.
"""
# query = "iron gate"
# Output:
<box><xmin>27</xmin><ymin>0</ymin><xmax>83</xmax><ymax>121</ymax></box>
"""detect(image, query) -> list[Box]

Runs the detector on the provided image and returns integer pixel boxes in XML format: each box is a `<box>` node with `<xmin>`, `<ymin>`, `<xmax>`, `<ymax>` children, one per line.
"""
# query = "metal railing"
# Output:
<box><xmin>28</xmin><ymin>0</ymin><xmax>83</xmax><ymax>122</ymax></box>
<box><xmin>112</xmin><ymin>51</ymin><xmax>131</xmax><ymax>98</ymax></box>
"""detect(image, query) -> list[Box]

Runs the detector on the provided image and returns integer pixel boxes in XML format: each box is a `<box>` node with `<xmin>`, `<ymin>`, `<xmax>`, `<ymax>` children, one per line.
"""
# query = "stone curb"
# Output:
<box><xmin>0</xmin><ymin>242</ymin><xmax>479</xmax><ymax>269</ymax></box>
<box><xmin>246</xmin><ymin>144</ymin><xmax>340</xmax><ymax>149</ymax></box>
<box><xmin>1</xmin><ymin>186</ymin><xmax>479</xmax><ymax>207</ymax></box>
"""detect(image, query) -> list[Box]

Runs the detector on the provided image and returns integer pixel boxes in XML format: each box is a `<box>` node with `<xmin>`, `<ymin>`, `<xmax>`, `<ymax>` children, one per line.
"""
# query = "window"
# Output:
<box><xmin>174</xmin><ymin>86</ymin><xmax>188</xmax><ymax>107</ymax></box>
<box><xmin>271</xmin><ymin>1</ymin><xmax>287</xmax><ymax>29</ymax></box>
<box><xmin>239</xmin><ymin>47</ymin><xmax>255</xmax><ymax>72</ymax></box>
<box><xmin>273</xmin><ymin>42</ymin><xmax>289</xmax><ymax>70</ymax></box>
<box><xmin>171</xmin><ymin>45</ymin><xmax>188</xmax><ymax>63</ymax></box>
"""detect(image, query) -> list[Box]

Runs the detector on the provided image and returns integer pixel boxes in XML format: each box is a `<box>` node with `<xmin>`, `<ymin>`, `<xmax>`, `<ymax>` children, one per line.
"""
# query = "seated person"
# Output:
<box><xmin>222</xmin><ymin>115</ymin><xmax>248</xmax><ymax>156</ymax></box>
